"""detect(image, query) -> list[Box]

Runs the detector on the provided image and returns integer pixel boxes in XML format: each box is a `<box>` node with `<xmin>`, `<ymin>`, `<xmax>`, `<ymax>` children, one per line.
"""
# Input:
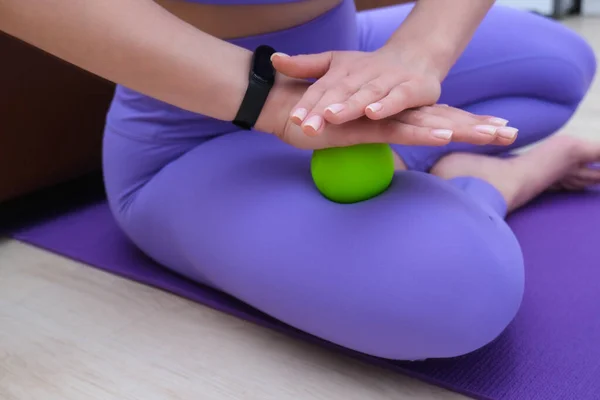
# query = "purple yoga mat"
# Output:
<box><xmin>8</xmin><ymin>189</ymin><xmax>600</xmax><ymax>400</ymax></box>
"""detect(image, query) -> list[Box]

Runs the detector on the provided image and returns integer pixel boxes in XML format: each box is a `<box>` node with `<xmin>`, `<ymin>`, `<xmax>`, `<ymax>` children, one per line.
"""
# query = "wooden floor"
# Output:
<box><xmin>1</xmin><ymin>15</ymin><xmax>600</xmax><ymax>400</ymax></box>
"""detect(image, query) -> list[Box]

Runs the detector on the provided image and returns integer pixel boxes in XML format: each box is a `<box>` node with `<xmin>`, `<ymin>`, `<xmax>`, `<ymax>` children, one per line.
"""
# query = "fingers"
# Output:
<box><xmin>399</xmin><ymin>109</ymin><xmax>493</xmax><ymax>145</ymax></box>
<box><xmin>395</xmin><ymin>106</ymin><xmax>519</xmax><ymax>146</ymax></box>
<box><xmin>570</xmin><ymin>166</ymin><xmax>600</xmax><ymax>182</ymax></box>
<box><xmin>382</xmin><ymin>122</ymin><xmax>455</xmax><ymax>146</ymax></box>
<box><xmin>425</xmin><ymin>105</ymin><xmax>508</xmax><ymax>130</ymax></box>
<box><xmin>271</xmin><ymin>52</ymin><xmax>333</xmax><ymax>79</ymax></box>
<box><xmin>285</xmin><ymin>117</ymin><xmax>454</xmax><ymax>149</ymax></box>
<box><xmin>324</xmin><ymin>79</ymin><xmax>437</xmax><ymax>125</ymax></box>
<box><xmin>560</xmin><ymin>177</ymin><xmax>593</xmax><ymax>191</ymax></box>
<box><xmin>280</xmin><ymin>63</ymin><xmax>518</xmax><ymax>147</ymax></box>
<box><xmin>434</xmin><ymin>105</ymin><xmax>519</xmax><ymax>146</ymax></box>
<box><xmin>298</xmin><ymin>77</ymin><xmax>424</xmax><ymax>135</ymax></box>
<box><xmin>287</xmin><ymin>78</ymin><xmax>338</xmax><ymax>135</ymax></box>
<box><xmin>285</xmin><ymin>63</ymin><xmax>415</xmax><ymax>135</ymax></box>
<box><xmin>323</xmin><ymin>78</ymin><xmax>392</xmax><ymax>124</ymax></box>
<box><xmin>283</xmin><ymin>107</ymin><xmax>518</xmax><ymax>150</ymax></box>
<box><xmin>439</xmin><ymin>107</ymin><xmax>519</xmax><ymax>146</ymax></box>
<box><xmin>424</xmin><ymin>106</ymin><xmax>518</xmax><ymax>145</ymax></box>
<box><xmin>436</xmin><ymin>106</ymin><xmax>509</xmax><ymax>127</ymax></box>
<box><xmin>319</xmin><ymin>118</ymin><xmax>454</xmax><ymax>148</ymax></box>
<box><xmin>363</xmin><ymin>81</ymin><xmax>434</xmax><ymax>121</ymax></box>
<box><xmin>291</xmin><ymin>73</ymin><xmax>376</xmax><ymax>136</ymax></box>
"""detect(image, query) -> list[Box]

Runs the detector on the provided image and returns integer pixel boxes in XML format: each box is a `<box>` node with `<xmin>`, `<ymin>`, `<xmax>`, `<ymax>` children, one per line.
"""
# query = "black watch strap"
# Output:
<box><xmin>233</xmin><ymin>45</ymin><xmax>277</xmax><ymax>130</ymax></box>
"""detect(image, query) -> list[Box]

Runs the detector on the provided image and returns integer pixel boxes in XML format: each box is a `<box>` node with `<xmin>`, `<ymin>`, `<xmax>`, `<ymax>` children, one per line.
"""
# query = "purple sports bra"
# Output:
<box><xmin>184</xmin><ymin>0</ymin><xmax>305</xmax><ymax>4</ymax></box>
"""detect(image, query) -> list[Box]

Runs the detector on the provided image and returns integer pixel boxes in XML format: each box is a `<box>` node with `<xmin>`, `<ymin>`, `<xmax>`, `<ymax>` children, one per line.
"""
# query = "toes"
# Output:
<box><xmin>569</xmin><ymin>165</ymin><xmax>600</xmax><ymax>185</ymax></box>
<box><xmin>558</xmin><ymin>165</ymin><xmax>600</xmax><ymax>191</ymax></box>
<box><xmin>559</xmin><ymin>178</ymin><xmax>590</xmax><ymax>191</ymax></box>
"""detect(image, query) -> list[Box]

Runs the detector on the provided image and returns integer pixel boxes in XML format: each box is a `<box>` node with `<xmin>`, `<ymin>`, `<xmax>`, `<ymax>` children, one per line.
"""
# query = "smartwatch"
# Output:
<box><xmin>232</xmin><ymin>45</ymin><xmax>277</xmax><ymax>130</ymax></box>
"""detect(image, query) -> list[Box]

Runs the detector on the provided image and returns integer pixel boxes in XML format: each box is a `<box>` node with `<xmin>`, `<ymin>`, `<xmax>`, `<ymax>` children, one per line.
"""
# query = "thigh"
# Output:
<box><xmin>357</xmin><ymin>4</ymin><xmax>596</xmax><ymax>106</ymax></box>
<box><xmin>104</xmin><ymin>130</ymin><xmax>524</xmax><ymax>360</ymax></box>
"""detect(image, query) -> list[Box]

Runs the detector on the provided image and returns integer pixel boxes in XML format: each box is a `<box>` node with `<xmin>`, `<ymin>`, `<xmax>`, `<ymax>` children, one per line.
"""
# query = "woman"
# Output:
<box><xmin>1</xmin><ymin>0</ymin><xmax>597</xmax><ymax>360</ymax></box>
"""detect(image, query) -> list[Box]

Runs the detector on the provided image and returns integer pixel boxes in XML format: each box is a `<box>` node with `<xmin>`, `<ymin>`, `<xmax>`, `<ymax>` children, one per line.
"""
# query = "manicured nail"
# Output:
<box><xmin>488</xmin><ymin>117</ymin><xmax>509</xmax><ymax>126</ymax></box>
<box><xmin>437</xmin><ymin>104</ymin><xmax>450</xmax><ymax>107</ymax></box>
<box><xmin>366</xmin><ymin>103</ymin><xmax>383</xmax><ymax>113</ymax></box>
<box><xmin>497</xmin><ymin>127</ymin><xmax>519</xmax><ymax>139</ymax></box>
<box><xmin>588</xmin><ymin>162</ymin><xmax>600</xmax><ymax>170</ymax></box>
<box><xmin>325</xmin><ymin>103</ymin><xmax>345</xmax><ymax>114</ymax></box>
<box><xmin>303</xmin><ymin>115</ymin><xmax>323</xmax><ymax>135</ymax></box>
<box><xmin>270</xmin><ymin>52</ymin><xmax>290</xmax><ymax>61</ymax></box>
<box><xmin>475</xmin><ymin>125</ymin><xmax>498</xmax><ymax>135</ymax></box>
<box><xmin>291</xmin><ymin>108</ymin><xmax>308</xmax><ymax>123</ymax></box>
<box><xmin>432</xmin><ymin>129</ymin><xmax>453</xmax><ymax>139</ymax></box>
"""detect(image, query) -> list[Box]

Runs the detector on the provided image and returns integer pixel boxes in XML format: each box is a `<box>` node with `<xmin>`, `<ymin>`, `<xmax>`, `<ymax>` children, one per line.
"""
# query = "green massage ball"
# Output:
<box><xmin>311</xmin><ymin>143</ymin><xmax>395</xmax><ymax>204</ymax></box>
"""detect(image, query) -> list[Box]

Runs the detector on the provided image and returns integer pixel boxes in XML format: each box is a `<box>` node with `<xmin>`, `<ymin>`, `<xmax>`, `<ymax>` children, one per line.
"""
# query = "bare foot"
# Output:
<box><xmin>430</xmin><ymin>135</ymin><xmax>600</xmax><ymax>213</ymax></box>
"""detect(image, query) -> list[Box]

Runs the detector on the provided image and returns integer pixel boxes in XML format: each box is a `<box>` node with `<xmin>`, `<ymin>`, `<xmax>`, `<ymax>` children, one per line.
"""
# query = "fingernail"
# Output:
<box><xmin>366</xmin><ymin>103</ymin><xmax>383</xmax><ymax>113</ymax></box>
<box><xmin>588</xmin><ymin>162</ymin><xmax>600</xmax><ymax>170</ymax></box>
<box><xmin>497</xmin><ymin>127</ymin><xmax>519</xmax><ymax>139</ymax></box>
<box><xmin>475</xmin><ymin>125</ymin><xmax>498</xmax><ymax>135</ymax></box>
<box><xmin>303</xmin><ymin>115</ymin><xmax>323</xmax><ymax>135</ymax></box>
<box><xmin>291</xmin><ymin>108</ymin><xmax>308</xmax><ymax>123</ymax></box>
<box><xmin>325</xmin><ymin>104</ymin><xmax>345</xmax><ymax>114</ymax></box>
<box><xmin>488</xmin><ymin>117</ymin><xmax>509</xmax><ymax>126</ymax></box>
<box><xmin>270</xmin><ymin>52</ymin><xmax>290</xmax><ymax>61</ymax></box>
<box><xmin>437</xmin><ymin>104</ymin><xmax>450</xmax><ymax>107</ymax></box>
<box><xmin>432</xmin><ymin>129</ymin><xmax>453</xmax><ymax>139</ymax></box>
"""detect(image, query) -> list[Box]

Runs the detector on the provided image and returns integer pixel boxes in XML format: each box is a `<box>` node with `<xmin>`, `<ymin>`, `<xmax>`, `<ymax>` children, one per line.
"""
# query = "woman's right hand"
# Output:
<box><xmin>260</xmin><ymin>75</ymin><xmax>518</xmax><ymax>150</ymax></box>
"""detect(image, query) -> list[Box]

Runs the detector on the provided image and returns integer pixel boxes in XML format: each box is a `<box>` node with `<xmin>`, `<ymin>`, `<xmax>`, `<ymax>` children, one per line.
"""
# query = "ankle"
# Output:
<box><xmin>392</xmin><ymin>150</ymin><xmax>408</xmax><ymax>171</ymax></box>
<box><xmin>429</xmin><ymin>152</ymin><xmax>470</xmax><ymax>179</ymax></box>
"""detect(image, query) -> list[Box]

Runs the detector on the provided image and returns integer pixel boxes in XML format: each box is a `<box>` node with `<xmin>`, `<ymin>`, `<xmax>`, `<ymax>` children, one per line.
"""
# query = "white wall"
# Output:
<box><xmin>581</xmin><ymin>0</ymin><xmax>600</xmax><ymax>15</ymax></box>
<box><xmin>495</xmin><ymin>0</ymin><xmax>576</xmax><ymax>15</ymax></box>
<box><xmin>496</xmin><ymin>0</ymin><xmax>553</xmax><ymax>14</ymax></box>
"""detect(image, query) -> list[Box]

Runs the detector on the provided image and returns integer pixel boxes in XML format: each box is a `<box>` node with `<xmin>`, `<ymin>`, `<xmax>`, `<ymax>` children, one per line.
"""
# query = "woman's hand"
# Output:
<box><xmin>272</xmin><ymin>48</ymin><xmax>517</xmax><ymax>139</ymax></box>
<box><xmin>271</xmin><ymin>48</ymin><xmax>448</xmax><ymax>135</ymax></box>
<box><xmin>279</xmin><ymin>105</ymin><xmax>518</xmax><ymax>150</ymax></box>
<box><xmin>260</xmin><ymin>75</ymin><xmax>518</xmax><ymax>151</ymax></box>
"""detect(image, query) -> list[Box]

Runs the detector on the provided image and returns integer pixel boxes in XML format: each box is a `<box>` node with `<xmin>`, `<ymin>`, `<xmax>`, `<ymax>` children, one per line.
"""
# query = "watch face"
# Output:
<box><xmin>253</xmin><ymin>45</ymin><xmax>276</xmax><ymax>84</ymax></box>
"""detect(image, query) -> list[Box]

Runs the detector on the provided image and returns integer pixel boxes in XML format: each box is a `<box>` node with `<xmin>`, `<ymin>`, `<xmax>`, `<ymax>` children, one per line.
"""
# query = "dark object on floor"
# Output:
<box><xmin>0</xmin><ymin>32</ymin><xmax>114</xmax><ymax>203</ymax></box>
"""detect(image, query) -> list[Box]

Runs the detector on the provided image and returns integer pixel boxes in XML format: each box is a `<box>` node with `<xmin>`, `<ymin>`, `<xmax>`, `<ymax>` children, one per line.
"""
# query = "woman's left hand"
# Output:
<box><xmin>271</xmin><ymin>48</ymin><xmax>446</xmax><ymax>136</ymax></box>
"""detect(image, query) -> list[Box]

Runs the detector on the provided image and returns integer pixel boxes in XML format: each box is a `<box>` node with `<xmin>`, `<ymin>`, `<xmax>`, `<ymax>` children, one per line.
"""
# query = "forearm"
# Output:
<box><xmin>384</xmin><ymin>0</ymin><xmax>496</xmax><ymax>79</ymax></box>
<box><xmin>0</xmin><ymin>0</ymin><xmax>254</xmax><ymax>123</ymax></box>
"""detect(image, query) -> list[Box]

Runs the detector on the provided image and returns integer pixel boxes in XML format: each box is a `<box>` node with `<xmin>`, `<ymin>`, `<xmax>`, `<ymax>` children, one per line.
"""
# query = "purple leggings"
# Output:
<box><xmin>102</xmin><ymin>0</ymin><xmax>596</xmax><ymax>360</ymax></box>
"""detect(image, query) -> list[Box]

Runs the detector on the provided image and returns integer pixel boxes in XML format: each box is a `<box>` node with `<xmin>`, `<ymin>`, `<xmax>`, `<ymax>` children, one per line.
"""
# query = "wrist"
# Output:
<box><xmin>255</xmin><ymin>74</ymin><xmax>307</xmax><ymax>135</ymax></box>
<box><xmin>381</xmin><ymin>3</ymin><xmax>466</xmax><ymax>81</ymax></box>
<box><xmin>382</xmin><ymin>0</ymin><xmax>493</xmax><ymax>82</ymax></box>
<box><xmin>184</xmin><ymin>45</ymin><xmax>256</xmax><ymax>121</ymax></box>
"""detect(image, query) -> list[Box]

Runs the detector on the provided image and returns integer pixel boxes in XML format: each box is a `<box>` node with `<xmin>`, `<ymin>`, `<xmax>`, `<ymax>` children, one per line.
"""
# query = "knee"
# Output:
<box><xmin>492</xmin><ymin>7</ymin><xmax>596</xmax><ymax>105</ymax></box>
<box><xmin>532</xmin><ymin>21</ymin><xmax>596</xmax><ymax>105</ymax></box>
<box><xmin>559</xmin><ymin>31</ymin><xmax>597</xmax><ymax>102</ymax></box>
<box><xmin>328</xmin><ymin>177</ymin><xmax>525</xmax><ymax>360</ymax></box>
<box><xmin>189</xmin><ymin>171</ymin><xmax>525</xmax><ymax>361</ymax></box>
<box><xmin>354</xmin><ymin>232</ymin><xmax>524</xmax><ymax>360</ymax></box>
